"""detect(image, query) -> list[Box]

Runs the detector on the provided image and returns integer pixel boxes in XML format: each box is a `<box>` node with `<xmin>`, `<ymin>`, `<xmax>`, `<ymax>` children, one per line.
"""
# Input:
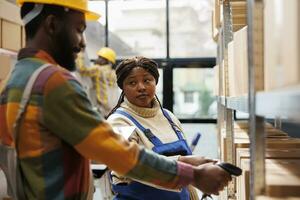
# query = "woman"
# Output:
<box><xmin>107</xmin><ymin>56</ymin><xmax>208</xmax><ymax>200</ymax></box>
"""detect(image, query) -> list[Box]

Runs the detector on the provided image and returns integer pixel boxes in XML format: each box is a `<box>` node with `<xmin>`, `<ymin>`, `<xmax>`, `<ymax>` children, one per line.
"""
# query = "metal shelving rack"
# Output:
<box><xmin>217</xmin><ymin>0</ymin><xmax>266</xmax><ymax>199</ymax></box>
<box><xmin>217</xmin><ymin>0</ymin><xmax>300</xmax><ymax>199</ymax></box>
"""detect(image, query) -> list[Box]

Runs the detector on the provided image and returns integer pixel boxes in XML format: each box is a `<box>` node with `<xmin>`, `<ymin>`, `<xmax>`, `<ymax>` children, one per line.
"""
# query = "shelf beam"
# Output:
<box><xmin>247</xmin><ymin>0</ymin><xmax>266</xmax><ymax>199</ymax></box>
<box><xmin>256</xmin><ymin>86</ymin><xmax>300</xmax><ymax>123</ymax></box>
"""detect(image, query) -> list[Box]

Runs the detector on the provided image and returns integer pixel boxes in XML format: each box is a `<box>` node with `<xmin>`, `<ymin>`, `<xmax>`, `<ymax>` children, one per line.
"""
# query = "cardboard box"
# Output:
<box><xmin>233</xmin><ymin>26</ymin><xmax>249</xmax><ymax>95</ymax></box>
<box><xmin>0</xmin><ymin>54</ymin><xmax>12</xmax><ymax>80</ymax></box>
<box><xmin>228</xmin><ymin>41</ymin><xmax>237</xmax><ymax>96</ymax></box>
<box><xmin>212</xmin><ymin>11</ymin><xmax>219</xmax><ymax>42</ymax></box>
<box><xmin>213</xmin><ymin>65</ymin><xmax>219</xmax><ymax>96</ymax></box>
<box><xmin>0</xmin><ymin>1</ymin><xmax>22</xmax><ymax>24</ymax></box>
<box><xmin>0</xmin><ymin>54</ymin><xmax>13</xmax><ymax>91</ymax></box>
<box><xmin>0</xmin><ymin>18</ymin><xmax>2</xmax><ymax>48</ymax></box>
<box><xmin>1</xmin><ymin>20</ymin><xmax>22</xmax><ymax>51</ymax></box>
<box><xmin>257</xmin><ymin>196</ymin><xmax>300</xmax><ymax>200</ymax></box>
<box><xmin>239</xmin><ymin>159</ymin><xmax>300</xmax><ymax>199</ymax></box>
<box><xmin>231</xmin><ymin>1</ymin><xmax>247</xmax><ymax>32</ymax></box>
<box><xmin>214</xmin><ymin>0</ymin><xmax>221</xmax><ymax>28</ymax></box>
<box><xmin>264</xmin><ymin>0</ymin><xmax>300</xmax><ymax>90</ymax></box>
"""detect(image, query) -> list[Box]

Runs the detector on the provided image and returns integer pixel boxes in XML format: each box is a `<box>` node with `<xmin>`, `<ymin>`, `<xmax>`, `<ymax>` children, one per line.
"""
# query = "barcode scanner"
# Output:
<box><xmin>217</xmin><ymin>162</ymin><xmax>242</xmax><ymax>177</ymax></box>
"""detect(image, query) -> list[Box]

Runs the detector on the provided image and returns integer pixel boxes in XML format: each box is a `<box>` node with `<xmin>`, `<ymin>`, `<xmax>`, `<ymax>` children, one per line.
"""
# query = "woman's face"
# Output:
<box><xmin>123</xmin><ymin>67</ymin><xmax>156</xmax><ymax>108</ymax></box>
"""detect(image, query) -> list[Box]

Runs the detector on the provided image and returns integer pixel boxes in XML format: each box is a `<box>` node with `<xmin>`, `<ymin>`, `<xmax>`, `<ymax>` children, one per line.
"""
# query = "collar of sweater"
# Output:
<box><xmin>121</xmin><ymin>97</ymin><xmax>160</xmax><ymax>118</ymax></box>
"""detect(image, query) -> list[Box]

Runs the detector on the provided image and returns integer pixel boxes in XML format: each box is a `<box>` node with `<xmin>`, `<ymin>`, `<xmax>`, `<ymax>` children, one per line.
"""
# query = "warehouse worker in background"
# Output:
<box><xmin>0</xmin><ymin>0</ymin><xmax>231</xmax><ymax>199</ymax></box>
<box><xmin>77</xmin><ymin>47</ymin><xmax>120</xmax><ymax>117</ymax></box>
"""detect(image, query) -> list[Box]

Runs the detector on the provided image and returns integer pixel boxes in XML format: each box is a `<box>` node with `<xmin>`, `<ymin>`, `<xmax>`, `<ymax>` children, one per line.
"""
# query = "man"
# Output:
<box><xmin>77</xmin><ymin>47</ymin><xmax>120</xmax><ymax>117</ymax></box>
<box><xmin>0</xmin><ymin>0</ymin><xmax>231</xmax><ymax>199</ymax></box>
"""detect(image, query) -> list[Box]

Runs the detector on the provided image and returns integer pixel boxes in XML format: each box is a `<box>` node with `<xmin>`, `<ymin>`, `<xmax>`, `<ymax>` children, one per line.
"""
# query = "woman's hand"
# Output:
<box><xmin>178</xmin><ymin>155</ymin><xmax>218</xmax><ymax>166</ymax></box>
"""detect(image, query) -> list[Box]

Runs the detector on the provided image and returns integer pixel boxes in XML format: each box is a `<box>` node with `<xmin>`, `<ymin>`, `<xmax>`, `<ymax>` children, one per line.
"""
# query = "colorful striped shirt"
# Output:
<box><xmin>0</xmin><ymin>48</ymin><xmax>194</xmax><ymax>200</ymax></box>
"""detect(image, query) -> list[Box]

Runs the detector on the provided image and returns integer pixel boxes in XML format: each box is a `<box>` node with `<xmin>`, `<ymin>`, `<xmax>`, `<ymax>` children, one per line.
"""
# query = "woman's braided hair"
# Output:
<box><xmin>107</xmin><ymin>56</ymin><xmax>159</xmax><ymax>117</ymax></box>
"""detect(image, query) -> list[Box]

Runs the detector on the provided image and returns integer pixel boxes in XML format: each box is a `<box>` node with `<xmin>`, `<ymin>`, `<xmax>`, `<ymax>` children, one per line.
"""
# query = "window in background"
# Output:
<box><xmin>108</xmin><ymin>0</ymin><xmax>167</xmax><ymax>58</ymax></box>
<box><xmin>182</xmin><ymin>123</ymin><xmax>218</xmax><ymax>159</ymax></box>
<box><xmin>169</xmin><ymin>0</ymin><xmax>216</xmax><ymax>58</ymax></box>
<box><xmin>173</xmin><ymin>68</ymin><xmax>217</xmax><ymax>119</ymax></box>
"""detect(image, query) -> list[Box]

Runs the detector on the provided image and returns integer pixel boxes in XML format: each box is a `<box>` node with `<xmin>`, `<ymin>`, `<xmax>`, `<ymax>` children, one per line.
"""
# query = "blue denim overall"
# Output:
<box><xmin>111</xmin><ymin>108</ymin><xmax>192</xmax><ymax>200</ymax></box>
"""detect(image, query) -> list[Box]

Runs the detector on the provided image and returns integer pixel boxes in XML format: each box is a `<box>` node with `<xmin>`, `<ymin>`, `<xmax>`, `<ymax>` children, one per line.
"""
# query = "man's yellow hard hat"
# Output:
<box><xmin>16</xmin><ymin>0</ymin><xmax>101</xmax><ymax>21</ymax></box>
<box><xmin>97</xmin><ymin>47</ymin><xmax>116</xmax><ymax>64</ymax></box>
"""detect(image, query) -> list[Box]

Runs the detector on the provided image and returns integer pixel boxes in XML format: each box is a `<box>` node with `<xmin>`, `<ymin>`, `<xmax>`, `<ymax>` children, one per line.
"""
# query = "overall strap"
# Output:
<box><xmin>13</xmin><ymin>63</ymin><xmax>52</xmax><ymax>140</ymax></box>
<box><xmin>114</xmin><ymin>109</ymin><xmax>163</xmax><ymax>146</ymax></box>
<box><xmin>162</xmin><ymin>109</ymin><xmax>184</xmax><ymax>140</ymax></box>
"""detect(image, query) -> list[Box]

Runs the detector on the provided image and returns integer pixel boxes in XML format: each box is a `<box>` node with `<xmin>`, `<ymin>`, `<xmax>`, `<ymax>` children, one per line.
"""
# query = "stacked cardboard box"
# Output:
<box><xmin>227</xmin><ymin>27</ymin><xmax>249</xmax><ymax>96</ymax></box>
<box><xmin>228</xmin><ymin>25</ymin><xmax>264</xmax><ymax>96</ymax></box>
<box><xmin>0</xmin><ymin>1</ymin><xmax>23</xmax><ymax>91</ymax></box>
<box><xmin>212</xmin><ymin>0</ymin><xmax>221</xmax><ymax>42</ymax></box>
<box><xmin>213</xmin><ymin>65</ymin><xmax>219</xmax><ymax>96</ymax></box>
<box><xmin>220</xmin><ymin>121</ymin><xmax>300</xmax><ymax>199</ymax></box>
<box><xmin>264</xmin><ymin>0</ymin><xmax>300</xmax><ymax>90</ymax></box>
<box><xmin>0</xmin><ymin>1</ymin><xmax>24</xmax><ymax>51</ymax></box>
<box><xmin>231</xmin><ymin>1</ymin><xmax>247</xmax><ymax>32</ymax></box>
<box><xmin>239</xmin><ymin>159</ymin><xmax>300</xmax><ymax>199</ymax></box>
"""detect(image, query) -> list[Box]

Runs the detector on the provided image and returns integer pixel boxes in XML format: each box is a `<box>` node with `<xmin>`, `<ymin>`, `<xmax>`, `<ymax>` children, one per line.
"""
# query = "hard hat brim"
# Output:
<box><xmin>85</xmin><ymin>10</ymin><xmax>101</xmax><ymax>21</ymax></box>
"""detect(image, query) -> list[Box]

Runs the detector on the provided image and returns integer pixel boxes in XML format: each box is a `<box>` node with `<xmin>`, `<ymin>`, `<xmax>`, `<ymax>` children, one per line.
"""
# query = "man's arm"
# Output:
<box><xmin>43</xmin><ymin>70</ymin><xmax>231</xmax><ymax>193</ymax></box>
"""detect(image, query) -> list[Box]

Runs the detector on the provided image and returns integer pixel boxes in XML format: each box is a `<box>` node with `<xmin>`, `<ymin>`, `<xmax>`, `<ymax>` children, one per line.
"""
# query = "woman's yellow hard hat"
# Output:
<box><xmin>16</xmin><ymin>0</ymin><xmax>101</xmax><ymax>21</ymax></box>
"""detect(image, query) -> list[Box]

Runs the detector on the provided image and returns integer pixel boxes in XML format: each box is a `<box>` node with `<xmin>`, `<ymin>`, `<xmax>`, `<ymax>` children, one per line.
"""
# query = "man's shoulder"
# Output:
<box><xmin>16</xmin><ymin>58</ymin><xmax>79</xmax><ymax>92</ymax></box>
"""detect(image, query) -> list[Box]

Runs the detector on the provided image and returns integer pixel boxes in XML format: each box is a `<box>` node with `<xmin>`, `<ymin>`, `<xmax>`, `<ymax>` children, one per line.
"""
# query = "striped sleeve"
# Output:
<box><xmin>43</xmin><ymin>70</ymin><xmax>194</xmax><ymax>189</ymax></box>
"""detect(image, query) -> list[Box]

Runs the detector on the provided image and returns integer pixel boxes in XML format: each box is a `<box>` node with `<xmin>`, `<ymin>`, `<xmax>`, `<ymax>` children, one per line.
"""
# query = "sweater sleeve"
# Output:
<box><xmin>43</xmin><ymin>70</ymin><xmax>194</xmax><ymax>190</ymax></box>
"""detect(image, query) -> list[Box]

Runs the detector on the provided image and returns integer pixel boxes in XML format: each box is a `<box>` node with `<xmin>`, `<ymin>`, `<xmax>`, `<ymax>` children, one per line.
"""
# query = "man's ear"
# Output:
<box><xmin>43</xmin><ymin>15</ymin><xmax>62</xmax><ymax>36</ymax></box>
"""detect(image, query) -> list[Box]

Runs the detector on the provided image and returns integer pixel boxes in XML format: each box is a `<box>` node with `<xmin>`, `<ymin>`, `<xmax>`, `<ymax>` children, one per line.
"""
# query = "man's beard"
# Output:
<box><xmin>54</xmin><ymin>30</ymin><xmax>79</xmax><ymax>71</ymax></box>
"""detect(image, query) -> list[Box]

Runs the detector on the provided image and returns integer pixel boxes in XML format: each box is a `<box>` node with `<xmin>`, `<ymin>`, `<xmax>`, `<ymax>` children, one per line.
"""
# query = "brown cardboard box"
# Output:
<box><xmin>0</xmin><ymin>1</ymin><xmax>22</xmax><ymax>24</ymax></box>
<box><xmin>0</xmin><ymin>18</ymin><xmax>2</xmax><ymax>48</ymax></box>
<box><xmin>214</xmin><ymin>0</ymin><xmax>221</xmax><ymax>28</ymax></box>
<box><xmin>234</xmin><ymin>25</ymin><xmax>264</xmax><ymax>93</ymax></box>
<box><xmin>240</xmin><ymin>159</ymin><xmax>300</xmax><ymax>199</ymax></box>
<box><xmin>213</xmin><ymin>65</ymin><xmax>219</xmax><ymax>96</ymax></box>
<box><xmin>233</xmin><ymin>26</ymin><xmax>248</xmax><ymax>95</ymax></box>
<box><xmin>228</xmin><ymin>41</ymin><xmax>237</xmax><ymax>96</ymax></box>
<box><xmin>257</xmin><ymin>196</ymin><xmax>300</xmax><ymax>200</ymax></box>
<box><xmin>231</xmin><ymin>1</ymin><xmax>247</xmax><ymax>32</ymax></box>
<box><xmin>1</xmin><ymin>20</ymin><xmax>22</xmax><ymax>51</ymax></box>
<box><xmin>236</xmin><ymin>148</ymin><xmax>300</xmax><ymax>200</ymax></box>
<box><xmin>264</xmin><ymin>0</ymin><xmax>300</xmax><ymax>90</ymax></box>
<box><xmin>217</xmin><ymin>60</ymin><xmax>225</xmax><ymax>96</ymax></box>
<box><xmin>212</xmin><ymin>11</ymin><xmax>219</xmax><ymax>42</ymax></box>
<box><xmin>0</xmin><ymin>54</ymin><xmax>13</xmax><ymax>90</ymax></box>
<box><xmin>0</xmin><ymin>1</ymin><xmax>23</xmax><ymax>51</ymax></box>
<box><xmin>0</xmin><ymin>54</ymin><xmax>12</xmax><ymax>80</ymax></box>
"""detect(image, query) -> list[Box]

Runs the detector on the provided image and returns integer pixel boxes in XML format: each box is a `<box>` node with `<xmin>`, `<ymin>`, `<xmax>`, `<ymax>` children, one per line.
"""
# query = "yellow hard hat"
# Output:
<box><xmin>16</xmin><ymin>0</ymin><xmax>101</xmax><ymax>21</ymax></box>
<box><xmin>97</xmin><ymin>47</ymin><xmax>116</xmax><ymax>64</ymax></box>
